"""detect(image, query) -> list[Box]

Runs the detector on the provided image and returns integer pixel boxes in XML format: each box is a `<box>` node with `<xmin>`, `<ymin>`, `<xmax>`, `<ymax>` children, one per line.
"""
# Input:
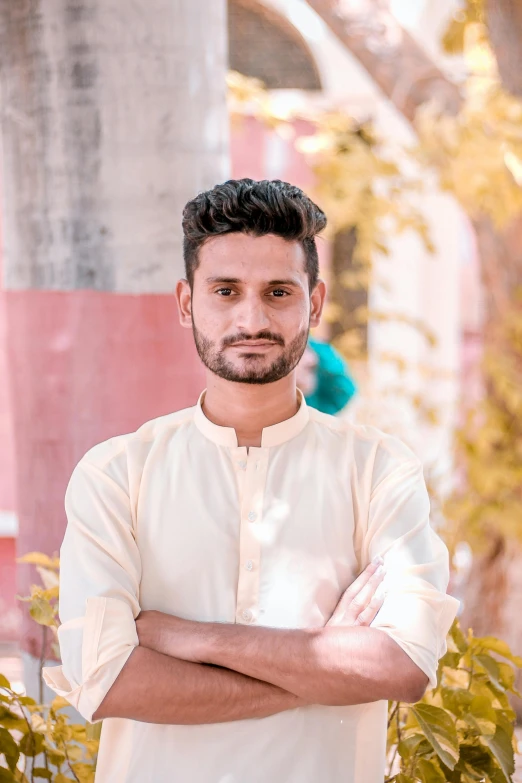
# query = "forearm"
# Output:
<box><xmin>199</xmin><ymin>624</ymin><xmax>427</xmax><ymax>706</ymax></box>
<box><xmin>92</xmin><ymin>645</ymin><xmax>304</xmax><ymax>724</ymax></box>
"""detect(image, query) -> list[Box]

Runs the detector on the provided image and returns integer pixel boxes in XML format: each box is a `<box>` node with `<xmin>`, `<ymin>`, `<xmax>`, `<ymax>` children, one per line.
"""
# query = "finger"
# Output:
<box><xmin>340</xmin><ymin>557</ymin><xmax>384</xmax><ymax>604</ymax></box>
<box><xmin>329</xmin><ymin>563</ymin><xmax>384</xmax><ymax>622</ymax></box>
<box><xmin>343</xmin><ymin>566</ymin><xmax>386</xmax><ymax>622</ymax></box>
<box><xmin>354</xmin><ymin>592</ymin><xmax>386</xmax><ymax>626</ymax></box>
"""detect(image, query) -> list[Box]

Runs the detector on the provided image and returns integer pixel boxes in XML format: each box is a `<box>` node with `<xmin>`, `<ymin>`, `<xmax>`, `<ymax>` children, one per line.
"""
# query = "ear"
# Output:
<box><xmin>176</xmin><ymin>279</ymin><xmax>193</xmax><ymax>329</ymax></box>
<box><xmin>309</xmin><ymin>279</ymin><xmax>326</xmax><ymax>328</ymax></box>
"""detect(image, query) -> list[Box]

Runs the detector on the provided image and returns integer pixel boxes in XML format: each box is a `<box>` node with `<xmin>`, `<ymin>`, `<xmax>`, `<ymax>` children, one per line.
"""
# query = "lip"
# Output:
<box><xmin>229</xmin><ymin>342</ymin><xmax>277</xmax><ymax>351</ymax></box>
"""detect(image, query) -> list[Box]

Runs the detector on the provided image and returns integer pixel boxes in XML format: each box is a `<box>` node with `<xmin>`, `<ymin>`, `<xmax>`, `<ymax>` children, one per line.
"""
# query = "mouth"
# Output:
<box><xmin>229</xmin><ymin>342</ymin><xmax>277</xmax><ymax>352</ymax></box>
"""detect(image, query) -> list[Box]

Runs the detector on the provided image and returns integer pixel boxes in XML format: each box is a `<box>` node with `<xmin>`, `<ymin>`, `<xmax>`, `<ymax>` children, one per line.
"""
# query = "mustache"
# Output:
<box><xmin>222</xmin><ymin>331</ymin><xmax>285</xmax><ymax>347</ymax></box>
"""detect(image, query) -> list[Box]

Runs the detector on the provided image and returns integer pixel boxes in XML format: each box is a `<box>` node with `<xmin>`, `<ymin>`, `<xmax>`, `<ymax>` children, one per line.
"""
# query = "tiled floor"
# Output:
<box><xmin>1</xmin><ymin>646</ymin><xmax>521</xmax><ymax>780</ymax></box>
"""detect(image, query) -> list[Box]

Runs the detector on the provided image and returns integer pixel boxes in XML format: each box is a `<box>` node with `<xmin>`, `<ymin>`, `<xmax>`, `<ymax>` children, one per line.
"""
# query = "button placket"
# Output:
<box><xmin>235</xmin><ymin>448</ymin><xmax>269</xmax><ymax>624</ymax></box>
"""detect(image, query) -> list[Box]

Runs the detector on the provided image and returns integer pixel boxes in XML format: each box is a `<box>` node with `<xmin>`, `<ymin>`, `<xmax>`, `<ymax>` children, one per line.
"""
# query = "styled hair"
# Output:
<box><xmin>182</xmin><ymin>178</ymin><xmax>327</xmax><ymax>290</ymax></box>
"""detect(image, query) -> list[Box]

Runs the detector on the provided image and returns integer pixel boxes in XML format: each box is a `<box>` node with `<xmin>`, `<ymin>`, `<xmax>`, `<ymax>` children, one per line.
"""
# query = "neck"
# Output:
<box><xmin>202</xmin><ymin>373</ymin><xmax>300</xmax><ymax>447</ymax></box>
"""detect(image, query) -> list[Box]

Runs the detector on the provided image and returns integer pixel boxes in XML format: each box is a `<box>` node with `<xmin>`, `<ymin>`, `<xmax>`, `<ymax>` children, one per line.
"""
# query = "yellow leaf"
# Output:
<box><xmin>29</xmin><ymin>597</ymin><xmax>56</xmax><ymax>627</ymax></box>
<box><xmin>16</xmin><ymin>552</ymin><xmax>60</xmax><ymax>570</ymax></box>
<box><xmin>51</xmin><ymin>695</ymin><xmax>71</xmax><ymax>711</ymax></box>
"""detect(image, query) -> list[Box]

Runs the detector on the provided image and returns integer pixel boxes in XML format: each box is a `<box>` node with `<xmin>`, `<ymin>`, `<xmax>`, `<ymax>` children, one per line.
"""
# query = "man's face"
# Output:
<box><xmin>177</xmin><ymin>233</ymin><xmax>325</xmax><ymax>385</ymax></box>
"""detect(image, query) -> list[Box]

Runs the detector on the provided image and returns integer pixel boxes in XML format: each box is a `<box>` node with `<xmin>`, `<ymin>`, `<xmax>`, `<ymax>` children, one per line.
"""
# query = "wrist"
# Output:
<box><xmin>156</xmin><ymin>614</ymin><xmax>209</xmax><ymax>662</ymax></box>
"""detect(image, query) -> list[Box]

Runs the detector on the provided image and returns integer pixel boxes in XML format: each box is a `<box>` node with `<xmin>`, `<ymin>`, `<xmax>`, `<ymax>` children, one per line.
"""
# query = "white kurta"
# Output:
<box><xmin>43</xmin><ymin>390</ymin><xmax>459</xmax><ymax>783</ymax></box>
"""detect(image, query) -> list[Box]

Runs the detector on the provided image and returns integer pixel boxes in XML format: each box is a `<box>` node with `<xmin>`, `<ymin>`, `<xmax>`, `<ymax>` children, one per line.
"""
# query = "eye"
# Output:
<box><xmin>216</xmin><ymin>288</ymin><xmax>233</xmax><ymax>296</ymax></box>
<box><xmin>271</xmin><ymin>289</ymin><xmax>289</xmax><ymax>298</ymax></box>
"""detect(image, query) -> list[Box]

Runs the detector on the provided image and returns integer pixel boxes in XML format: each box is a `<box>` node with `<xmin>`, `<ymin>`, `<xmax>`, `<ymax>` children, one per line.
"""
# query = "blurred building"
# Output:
<box><xmin>0</xmin><ymin>0</ymin><xmax>481</xmax><ymax>642</ymax></box>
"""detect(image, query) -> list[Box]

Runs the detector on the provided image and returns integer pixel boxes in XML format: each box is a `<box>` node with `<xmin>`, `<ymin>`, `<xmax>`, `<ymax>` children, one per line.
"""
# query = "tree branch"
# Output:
<box><xmin>486</xmin><ymin>0</ymin><xmax>522</xmax><ymax>98</ymax></box>
<box><xmin>306</xmin><ymin>0</ymin><xmax>462</xmax><ymax>122</ymax></box>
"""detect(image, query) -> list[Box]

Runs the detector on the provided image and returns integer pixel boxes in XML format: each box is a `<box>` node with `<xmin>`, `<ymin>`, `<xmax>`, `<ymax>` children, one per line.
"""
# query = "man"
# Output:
<box><xmin>43</xmin><ymin>178</ymin><xmax>459</xmax><ymax>783</ymax></box>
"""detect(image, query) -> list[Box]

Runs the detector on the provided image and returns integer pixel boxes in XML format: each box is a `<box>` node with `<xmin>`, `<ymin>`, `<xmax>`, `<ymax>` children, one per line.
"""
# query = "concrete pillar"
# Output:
<box><xmin>0</xmin><ymin>0</ymin><xmax>229</xmax><ymax>668</ymax></box>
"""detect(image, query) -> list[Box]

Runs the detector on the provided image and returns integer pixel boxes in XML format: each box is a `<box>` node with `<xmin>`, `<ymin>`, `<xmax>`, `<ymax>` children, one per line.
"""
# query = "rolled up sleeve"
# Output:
<box><xmin>42</xmin><ymin>452</ymin><xmax>141</xmax><ymax>723</ymax></box>
<box><xmin>364</xmin><ymin>458</ymin><xmax>460</xmax><ymax>689</ymax></box>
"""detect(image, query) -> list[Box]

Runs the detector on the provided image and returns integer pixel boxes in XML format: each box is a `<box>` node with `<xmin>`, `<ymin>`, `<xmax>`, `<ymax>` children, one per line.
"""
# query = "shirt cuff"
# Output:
<box><xmin>371</xmin><ymin>584</ymin><xmax>460</xmax><ymax>690</ymax></box>
<box><xmin>43</xmin><ymin>596</ymin><xmax>139</xmax><ymax>723</ymax></box>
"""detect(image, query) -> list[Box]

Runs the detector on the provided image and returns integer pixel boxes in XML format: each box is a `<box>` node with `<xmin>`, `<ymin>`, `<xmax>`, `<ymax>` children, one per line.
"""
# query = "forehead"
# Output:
<box><xmin>196</xmin><ymin>233</ymin><xmax>307</xmax><ymax>283</ymax></box>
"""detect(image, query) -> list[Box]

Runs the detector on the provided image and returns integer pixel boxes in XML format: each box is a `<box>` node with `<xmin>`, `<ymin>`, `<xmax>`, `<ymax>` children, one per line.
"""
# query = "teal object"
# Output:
<box><xmin>305</xmin><ymin>337</ymin><xmax>357</xmax><ymax>415</ymax></box>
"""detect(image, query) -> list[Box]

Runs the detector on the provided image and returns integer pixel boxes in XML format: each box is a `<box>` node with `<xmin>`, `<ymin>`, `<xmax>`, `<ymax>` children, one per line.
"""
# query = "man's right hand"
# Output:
<box><xmin>327</xmin><ymin>557</ymin><xmax>386</xmax><ymax>627</ymax></box>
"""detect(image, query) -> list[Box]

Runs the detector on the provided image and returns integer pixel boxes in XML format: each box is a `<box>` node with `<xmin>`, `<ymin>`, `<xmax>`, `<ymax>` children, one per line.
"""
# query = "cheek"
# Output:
<box><xmin>192</xmin><ymin>292</ymin><xmax>228</xmax><ymax>330</ymax></box>
<box><xmin>277</xmin><ymin>301</ymin><xmax>310</xmax><ymax>330</ymax></box>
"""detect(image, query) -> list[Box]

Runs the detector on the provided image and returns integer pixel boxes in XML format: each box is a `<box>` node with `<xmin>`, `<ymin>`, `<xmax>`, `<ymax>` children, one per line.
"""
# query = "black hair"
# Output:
<box><xmin>182</xmin><ymin>178</ymin><xmax>327</xmax><ymax>290</ymax></box>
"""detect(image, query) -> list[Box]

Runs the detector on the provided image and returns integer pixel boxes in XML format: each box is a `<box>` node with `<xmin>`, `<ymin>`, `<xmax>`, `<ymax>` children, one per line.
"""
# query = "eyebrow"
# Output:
<box><xmin>205</xmin><ymin>277</ymin><xmax>300</xmax><ymax>286</ymax></box>
<box><xmin>205</xmin><ymin>277</ymin><xmax>241</xmax><ymax>284</ymax></box>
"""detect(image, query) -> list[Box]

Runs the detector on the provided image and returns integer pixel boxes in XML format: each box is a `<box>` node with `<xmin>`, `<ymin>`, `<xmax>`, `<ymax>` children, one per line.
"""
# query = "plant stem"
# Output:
<box><xmin>11</xmin><ymin>692</ymin><xmax>36</xmax><ymax>783</ymax></box>
<box><xmin>39</xmin><ymin>624</ymin><xmax>48</xmax><ymax>705</ymax></box>
<box><xmin>388</xmin><ymin>701</ymin><xmax>399</xmax><ymax>728</ymax></box>
<box><xmin>60</xmin><ymin>738</ymin><xmax>81</xmax><ymax>782</ymax></box>
<box><xmin>387</xmin><ymin>702</ymin><xmax>402</xmax><ymax>777</ymax></box>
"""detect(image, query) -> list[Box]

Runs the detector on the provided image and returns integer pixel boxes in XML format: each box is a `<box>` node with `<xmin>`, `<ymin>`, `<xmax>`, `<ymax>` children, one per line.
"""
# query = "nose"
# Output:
<box><xmin>234</xmin><ymin>293</ymin><xmax>271</xmax><ymax>335</ymax></box>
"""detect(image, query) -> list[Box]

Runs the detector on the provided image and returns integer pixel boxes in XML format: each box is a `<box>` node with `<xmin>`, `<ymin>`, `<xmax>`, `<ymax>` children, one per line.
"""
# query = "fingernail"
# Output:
<box><xmin>372</xmin><ymin>555</ymin><xmax>384</xmax><ymax>566</ymax></box>
<box><xmin>375</xmin><ymin>565</ymin><xmax>385</xmax><ymax>576</ymax></box>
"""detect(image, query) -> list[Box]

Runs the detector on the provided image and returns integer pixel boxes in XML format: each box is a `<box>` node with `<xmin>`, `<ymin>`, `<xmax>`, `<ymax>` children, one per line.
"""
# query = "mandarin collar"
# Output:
<box><xmin>193</xmin><ymin>389</ymin><xmax>310</xmax><ymax>448</ymax></box>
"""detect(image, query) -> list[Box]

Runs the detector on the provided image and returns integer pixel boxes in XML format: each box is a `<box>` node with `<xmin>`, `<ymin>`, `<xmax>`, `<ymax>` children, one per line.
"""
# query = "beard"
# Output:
<box><xmin>193</xmin><ymin>323</ymin><xmax>309</xmax><ymax>385</ymax></box>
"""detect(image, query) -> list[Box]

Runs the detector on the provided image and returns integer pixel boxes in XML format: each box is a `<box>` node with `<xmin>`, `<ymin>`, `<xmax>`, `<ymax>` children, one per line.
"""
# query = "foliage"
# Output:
<box><xmin>433</xmin><ymin>4</ymin><xmax>522</xmax><ymax>554</ymax></box>
<box><xmin>0</xmin><ymin>553</ymin><xmax>100</xmax><ymax>780</ymax></box>
<box><xmin>441</xmin><ymin>0</ymin><xmax>486</xmax><ymax>56</ymax></box>
<box><xmin>387</xmin><ymin>620</ymin><xmax>522</xmax><ymax>783</ymax></box>
<box><xmin>416</xmin><ymin>86</ymin><xmax>522</xmax><ymax>229</ymax></box>
<box><xmin>0</xmin><ymin>680</ymin><xmax>99</xmax><ymax>782</ymax></box>
<box><xmin>444</xmin><ymin>296</ymin><xmax>522</xmax><ymax>548</ymax></box>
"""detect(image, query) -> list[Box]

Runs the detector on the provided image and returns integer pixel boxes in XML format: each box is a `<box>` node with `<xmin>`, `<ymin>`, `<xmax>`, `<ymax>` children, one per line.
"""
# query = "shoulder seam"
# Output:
<box><xmin>82</xmin><ymin>410</ymin><xmax>195</xmax><ymax>472</ymax></box>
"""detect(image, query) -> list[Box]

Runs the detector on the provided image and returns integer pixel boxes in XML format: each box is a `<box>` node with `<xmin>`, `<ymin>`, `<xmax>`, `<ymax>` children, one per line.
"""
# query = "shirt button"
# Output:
<box><xmin>238</xmin><ymin>460</ymin><xmax>247</xmax><ymax>470</ymax></box>
<box><xmin>245</xmin><ymin>560</ymin><xmax>254</xmax><ymax>571</ymax></box>
<box><xmin>242</xmin><ymin>609</ymin><xmax>253</xmax><ymax>622</ymax></box>
<box><xmin>247</xmin><ymin>511</ymin><xmax>257</xmax><ymax>522</ymax></box>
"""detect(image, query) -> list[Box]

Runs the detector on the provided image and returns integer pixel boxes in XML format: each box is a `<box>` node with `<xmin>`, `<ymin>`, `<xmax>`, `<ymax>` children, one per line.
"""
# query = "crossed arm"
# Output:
<box><xmin>92</xmin><ymin>561</ymin><xmax>428</xmax><ymax>724</ymax></box>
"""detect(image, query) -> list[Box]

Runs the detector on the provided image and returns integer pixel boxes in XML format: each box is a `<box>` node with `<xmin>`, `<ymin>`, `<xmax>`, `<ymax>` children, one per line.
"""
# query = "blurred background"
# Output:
<box><xmin>0</xmin><ymin>0</ymin><xmax>521</xmax><ymax>736</ymax></box>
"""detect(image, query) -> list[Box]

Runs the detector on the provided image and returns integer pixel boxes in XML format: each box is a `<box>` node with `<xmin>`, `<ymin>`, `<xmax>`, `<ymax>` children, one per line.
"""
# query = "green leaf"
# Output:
<box><xmin>0</xmin><ymin>674</ymin><xmax>11</xmax><ymax>690</ymax></box>
<box><xmin>479</xmin><ymin>726</ymin><xmax>515</xmax><ymax>782</ymax></box>
<box><xmin>18</xmin><ymin>730</ymin><xmax>44</xmax><ymax>757</ymax></box>
<box><xmin>32</xmin><ymin>770</ymin><xmax>52</xmax><ymax>780</ymax></box>
<box><xmin>0</xmin><ymin>726</ymin><xmax>20</xmax><ymax>772</ymax></box>
<box><xmin>51</xmin><ymin>696</ymin><xmax>71</xmax><ymax>712</ymax></box>
<box><xmin>450</xmin><ymin>622</ymin><xmax>469</xmax><ymax>653</ymax></box>
<box><xmin>0</xmin><ymin>769</ymin><xmax>16</xmax><ymax>782</ymax></box>
<box><xmin>44</xmin><ymin>741</ymin><xmax>66</xmax><ymax>761</ymax></box>
<box><xmin>441</xmin><ymin>686</ymin><xmax>474</xmax><ymax>716</ymax></box>
<box><xmin>439</xmin><ymin>651</ymin><xmax>462</xmax><ymax>670</ymax></box>
<box><xmin>0</xmin><ymin>705</ymin><xmax>28</xmax><ymax>732</ymax></box>
<box><xmin>496</xmin><ymin>661</ymin><xmax>521</xmax><ymax>695</ymax></box>
<box><xmin>85</xmin><ymin>720</ymin><xmax>102</xmax><ymax>741</ymax></box>
<box><xmin>464</xmin><ymin>693</ymin><xmax>497</xmax><ymax>737</ymax></box>
<box><xmin>443</xmin><ymin>666</ymin><xmax>470</xmax><ymax>689</ymax></box>
<box><xmin>474</xmin><ymin>636</ymin><xmax>522</xmax><ymax>668</ymax></box>
<box><xmin>411</xmin><ymin>703</ymin><xmax>460</xmax><ymax>770</ymax></box>
<box><xmin>398</xmin><ymin>732</ymin><xmax>427</xmax><ymax>759</ymax></box>
<box><xmin>17</xmin><ymin>696</ymin><xmax>36</xmax><ymax>707</ymax></box>
<box><xmin>473</xmin><ymin>654</ymin><xmax>504</xmax><ymax>691</ymax></box>
<box><xmin>71</xmin><ymin>762</ymin><xmax>96</xmax><ymax>782</ymax></box>
<box><xmin>29</xmin><ymin>597</ymin><xmax>56</xmax><ymax>627</ymax></box>
<box><xmin>417</xmin><ymin>757</ymin><xmax>446</xmax><ymax>783</ymax></box>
